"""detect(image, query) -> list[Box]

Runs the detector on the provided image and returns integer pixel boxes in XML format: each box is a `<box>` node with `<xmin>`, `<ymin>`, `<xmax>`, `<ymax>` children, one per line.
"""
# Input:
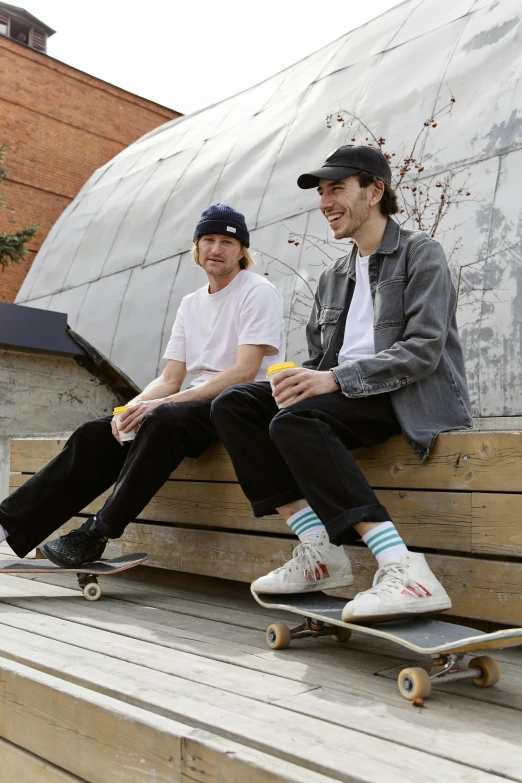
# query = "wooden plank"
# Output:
<box><xmin>378</xmin><ymin>489</ymin><xmax>471</xmax><ymax>551</ymax></box>
<box><xmin>0</xmin><ymin>737</ymin><xmax>85</xmax><ymax>783</ymax></box>
<box><xmin>10</xmin><ymin>438</ymin><xmax>237</xmax><ymax>482</ymax></box>
<box><xmin>11</xmin><ymin>431</ymin><xmax>522</xmax><ymax>491</ymax></box>
<box><xmin>472</xmin><ymin>493</ymin><xmax>522</xmax><ymax>556</ymax></box>
<box><xmin>52</xmin><ymin>521</ymin><xmax>521</xmax><ymax>626</ymax></box>
<box><xmin>277</xmin><ymin>688</ymin><xmax>522</xmax><ymax>781</ymax></box>
<box><xmin>0</xmin><ymin>656</ymin><xmax>331</xmax><ymax>783</ymax></box>
<box><xmin>353</xmin><ymin>431</ymin><xmax>522</xmax><ymax>492</ymax></box>
<box><xmin>180</xmin><ymin>733</ymin><xmax>337</xmax><ymax>783</ymax></box>
<box><xmin>0</xmin><ymin>623</ymin><xmax>511</xmax><ymax>783</ymax></box>
<box><xmin>0</xmin><ymin>576</ymin><xmax>407</xmax><ymax>699</ymax></box>
<box><xmin>9</xmin><ymin>438</ymin><xmax>67</xmax><ymax>473</ymax></box>
<box><xmin>8</xmin><ymin>473</ymin><xmax>472</xmax><ymax>550</ymax></box>
<box><xmin>0</xmin><ymin>600</ymin><xmax>315</xmax><ymax>704</ymax></box>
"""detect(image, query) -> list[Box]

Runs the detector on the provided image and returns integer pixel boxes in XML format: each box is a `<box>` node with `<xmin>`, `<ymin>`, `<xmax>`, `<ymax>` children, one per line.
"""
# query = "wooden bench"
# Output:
<box><xmin>8</xmin><ymin>431</ymin><xmax>522</xmax><ymax>626</ymax></box>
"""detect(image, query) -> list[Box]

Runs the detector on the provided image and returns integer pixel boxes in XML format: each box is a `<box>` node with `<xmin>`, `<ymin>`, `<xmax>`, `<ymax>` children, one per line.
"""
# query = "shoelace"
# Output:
<box><xmin>272</xmin><ymin>540</ymin><xmax>324</xmax><ymax>581</ymax></box>
<box><xmin>61</xmin><ymin>528</ymin><xmax>101</xmax><ymax>544</ymax></box>
<box><xmin>355</xmin><ymin>563</ymin><xmax>408</xmax><ymax>598</ymax></box>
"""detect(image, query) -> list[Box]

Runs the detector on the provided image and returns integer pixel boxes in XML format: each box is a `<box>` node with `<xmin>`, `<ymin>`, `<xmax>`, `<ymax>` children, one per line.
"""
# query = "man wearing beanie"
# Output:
<box><xmin>212</xmin><ymin>147</ymin><xmax>472</xmax><ymax>622</ymax></box>
<box><xmin>0</xmin><ymin>204</ymin><xmax>285</xmax><ymax>567</ymax></box>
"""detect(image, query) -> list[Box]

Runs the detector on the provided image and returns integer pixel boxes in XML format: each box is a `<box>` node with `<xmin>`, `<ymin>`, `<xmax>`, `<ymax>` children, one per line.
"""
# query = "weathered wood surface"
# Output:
<box><xmin>472</xmin><ymin>494</ymin><xmax>522</xmax><ymax>556</ymax></box>
<box><xmin>37</xmin><ymin>518</ymin><xmax>522</xmax><ymax>626</ymax></box>
<box><xmin>0</xmin><ymin>737</ymin><xmax>85</xmax><ymax>783</ymax></box>
<box><xmin>0</xmin><ymin>656</ymin><xmax>332</xmax><ymax>783</ymax></box>
<box><xmin>11</xmin><ymin>431</ymin><xmax>522</xmax><ymax>491</ymax></box>
<box><xmin>8</xmin><ymin>472</ymin><xmax>472</xmax><ymax>550</ymax></box>
<box><xmin>10</xmin><ymin>433</ymin><xmax>522</xmax><ymax>626</ymax></box>
<box><xmin>0</xmin><ymin>571</ymin><xmax>521</xmax><ymax>782</ymax></box>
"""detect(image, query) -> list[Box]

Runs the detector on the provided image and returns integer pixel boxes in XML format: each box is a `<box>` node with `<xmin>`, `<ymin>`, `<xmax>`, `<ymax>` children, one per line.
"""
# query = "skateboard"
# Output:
<box><xmin>252</xmin><ymin>589</ymin><xmax>522</xmax><ymax>701</ymax></box>
<box><xmin>0</xmin><ymin>553</ymin><xmax>149</xmax><ymax>602</ymax></box>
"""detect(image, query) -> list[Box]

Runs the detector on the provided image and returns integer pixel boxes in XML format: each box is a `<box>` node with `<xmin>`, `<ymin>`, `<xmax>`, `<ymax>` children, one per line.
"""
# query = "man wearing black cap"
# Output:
<box><xmin>212</xmin><ymin>148</ymin><xmax>472</xmax><ymax>622</ymax></box>
<box><xmin>0</xmin><ymin>204</ymin><xmax>285</xmax><ymax>567</ymax></box>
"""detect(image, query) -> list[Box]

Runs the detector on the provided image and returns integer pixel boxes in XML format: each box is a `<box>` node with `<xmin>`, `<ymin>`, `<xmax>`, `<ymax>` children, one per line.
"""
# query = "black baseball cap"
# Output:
<box><xmin>297</xmin><ymin>145</ymin><xmax>392</xmax><ymax>189</ymax></box>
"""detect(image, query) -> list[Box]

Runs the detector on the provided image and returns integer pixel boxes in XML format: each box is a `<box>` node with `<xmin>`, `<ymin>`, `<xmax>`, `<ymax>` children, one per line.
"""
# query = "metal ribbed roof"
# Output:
<box><xmin>16</xmin><ymin>0</ymin><xmax>522</xmax><ymax>416</ymax></box>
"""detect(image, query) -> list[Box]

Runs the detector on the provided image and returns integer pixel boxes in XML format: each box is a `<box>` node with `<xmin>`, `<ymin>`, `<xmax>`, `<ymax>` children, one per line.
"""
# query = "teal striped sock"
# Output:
<box><xmin>362</xmin><ymin>521</ymin><xmax>408</xmax><ymax>564</ymax></box>
<box><xmin>286</xmin><ymin>506</ymin><xmax>326</xmax><ymax>542</ymax></box>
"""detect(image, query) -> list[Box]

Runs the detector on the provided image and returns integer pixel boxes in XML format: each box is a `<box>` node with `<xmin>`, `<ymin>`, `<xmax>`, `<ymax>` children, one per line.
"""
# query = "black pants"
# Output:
<box><xmin>211</xmin><ymin>382</ymin><xmax>401</xmax><ymax>545</ymax></box>
<box><xmin>1</xmin><ymin>400</ymin><xmax>217</xmax><ymax>558</ymax></box>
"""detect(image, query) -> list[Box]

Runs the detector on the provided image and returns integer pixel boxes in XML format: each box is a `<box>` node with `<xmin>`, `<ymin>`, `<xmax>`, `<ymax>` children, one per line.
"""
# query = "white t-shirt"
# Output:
<box><xmin>338</xmin><ymin>252</ymin><xmax>376</xmax><ymax>364</ymax></box>
<box><xmin>163</xmin><ymin>269</ymin><xmax>285</xmax><ymax>386</ymax></box>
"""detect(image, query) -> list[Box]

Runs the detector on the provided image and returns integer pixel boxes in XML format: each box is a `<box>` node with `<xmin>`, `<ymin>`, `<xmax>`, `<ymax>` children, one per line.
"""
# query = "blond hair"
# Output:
<box><xmin>192</xmin><ymin>239</ymin><xmax>255</xmax><ymax>270</ymax></box>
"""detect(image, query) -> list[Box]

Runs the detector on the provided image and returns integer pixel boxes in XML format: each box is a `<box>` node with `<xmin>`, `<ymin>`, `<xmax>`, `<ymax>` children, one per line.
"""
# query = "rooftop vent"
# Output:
<box><xmin>0</xmin><ymin>2</ymin><xmax>55</xmax><ymax>53</ymax></box>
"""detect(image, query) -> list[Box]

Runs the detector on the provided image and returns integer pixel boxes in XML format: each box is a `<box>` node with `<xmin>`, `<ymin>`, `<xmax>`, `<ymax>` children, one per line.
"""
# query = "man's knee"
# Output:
<box><xmin>268</xmin><ymin>408</ymin><xmax>294</xmax><ymax>444</ymax></box>
<box><xmin>70</xmin><ymin>416</ymin><xmax>112</xmax><ymax>445</ymax></box>
<box><xmin>211</xmin><ymin>384</ymin><xmax>252</xmax><ymax>423</ymax></box>
<box><xmin>141</xmin><ymin>402</ymin><xmax>184</xmax><ymax>429</ymax></box>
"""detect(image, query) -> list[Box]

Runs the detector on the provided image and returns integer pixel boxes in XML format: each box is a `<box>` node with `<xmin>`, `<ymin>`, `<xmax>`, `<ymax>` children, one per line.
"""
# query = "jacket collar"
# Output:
<box><xmin>337</xmin><ymin>217</ymin><xmax>401</xmax><ymax>279</ymax></box>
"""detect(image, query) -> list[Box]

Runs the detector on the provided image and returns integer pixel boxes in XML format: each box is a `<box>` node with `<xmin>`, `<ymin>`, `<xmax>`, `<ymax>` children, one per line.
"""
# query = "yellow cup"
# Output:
<box><xmin>266</xmin><ymin>362</ymin><xmax>298</xmax><ymax>408</ymax></box>
<box><xmin>113</xmin><ymin>405</ymin><xmax>136</xmax><ymax>442</ymax></box>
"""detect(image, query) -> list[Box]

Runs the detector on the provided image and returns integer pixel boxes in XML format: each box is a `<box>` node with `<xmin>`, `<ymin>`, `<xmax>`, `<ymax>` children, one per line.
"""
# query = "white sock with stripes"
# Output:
<box><xmin>0</xmin><ymin>525</ymin><xmax>7</xmax><ymax>544</ymax></box>
<box><xmin>362</xmin><ymin>521</ymin><xmax>408</xmax><ymax>565</ymax></box>
<box><xmin>286</xmin><ymin>506</ymin><xmax>326</xmax><ymax>542</ymax></box>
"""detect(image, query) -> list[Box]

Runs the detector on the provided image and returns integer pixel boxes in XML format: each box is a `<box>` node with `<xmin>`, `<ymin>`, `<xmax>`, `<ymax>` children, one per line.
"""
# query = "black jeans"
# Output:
<box><xmin>1</xmin><ymin>400</ymin><xmax>217</xmax><ymax>558</ymax></box>
<box><xmin>211</xmin><ymin>382</ymin><xmax>401</xmax><ymax>545</ymax></box>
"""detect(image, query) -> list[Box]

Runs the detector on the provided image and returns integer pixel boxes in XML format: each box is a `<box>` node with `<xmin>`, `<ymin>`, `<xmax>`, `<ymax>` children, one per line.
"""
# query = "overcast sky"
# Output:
<box><xmin>28</xmin><ymin>0</ymin><xmax>402</xmax><ymax>115</ymax></box>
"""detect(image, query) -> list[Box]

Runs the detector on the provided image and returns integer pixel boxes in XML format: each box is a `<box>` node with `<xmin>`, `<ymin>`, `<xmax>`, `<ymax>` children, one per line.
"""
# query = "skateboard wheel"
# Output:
<box><xmin>469</xmin><ymin>656</ymin><xmax>500</xmax><ymax>687</ymax></box>
<box><xmin>83</xmin><ymin>582</ymin><xmax>102</xmax><ymax>602</ymax></box>
<box><xmin>266</xmin><ymin>623</ymin><xmax>291</xmax><ymax>650</ymax></box>
<box><xmin>331</xmin><ymin>628</ymin><xmax>352</xmax><ymax>643</ymax></box>
<box><xmin>398</xmin><ymin>667</ymin><xmax>432</xmax><ymax>701</ymax></box>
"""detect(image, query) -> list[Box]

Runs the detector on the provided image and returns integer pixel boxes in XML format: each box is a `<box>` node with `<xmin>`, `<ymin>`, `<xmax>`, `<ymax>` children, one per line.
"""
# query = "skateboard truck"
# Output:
<box><xmin>397</xmin><ymin>653</ymin><xmax>501</xmax><ymax>700</ymax></box>
<box><xmin>77</xmin><ymin>573</ymin><xmax>102</xmax><ymax>601</ymax></box>
<box><xmin>265</xmin><ymin>617</ymin><xmax>502</xmax><ymax>702</ymax></box>
<box><xmin>267</xmin><ymin>618</ymin><xmax>352</xmax><ymax>649</ymax></box>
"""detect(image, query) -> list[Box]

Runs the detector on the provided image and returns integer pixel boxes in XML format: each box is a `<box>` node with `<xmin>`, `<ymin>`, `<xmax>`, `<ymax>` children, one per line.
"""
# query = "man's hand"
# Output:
<box><xmin>273</xmin><ymin>368</ymin><xmax>339</xmax><ymax>406</ymax></box>
<box><xmin>118</xmin><ymin>399</ymin><xmax>167</xmax><ymax>434</ymax></box>
<box><xmin>111</xmin><ymin>417</ymin><xmax>123</xmax><ymax>445</ymax></box>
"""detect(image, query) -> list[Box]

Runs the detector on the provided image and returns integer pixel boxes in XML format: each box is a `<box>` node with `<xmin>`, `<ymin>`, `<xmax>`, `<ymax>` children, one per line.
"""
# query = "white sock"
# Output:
<box><xmin>0</xmin><ymin>524</ymin><xmax>7</xmax><ymax>544</ymax></box>
<box><xmin>286</xmin><ymin>506</ymin><xmax>326</xmax><ymax>542</ymax></box>
<box><xmin>362</xmin><ymin>521</ymin><xmax>408</xmax><ymax>565</ymax></box>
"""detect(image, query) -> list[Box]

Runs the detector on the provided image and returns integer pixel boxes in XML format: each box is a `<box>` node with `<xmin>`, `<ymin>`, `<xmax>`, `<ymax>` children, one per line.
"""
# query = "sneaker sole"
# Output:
<box><xmin>342</xmin><ymin>597</ymin><xmax>452</xmax><ymax>623</ymax></box>
<box><xmin>253</xmin><ymin>573</ymin><xmax>355</xmax><ymax>595</ymax></box>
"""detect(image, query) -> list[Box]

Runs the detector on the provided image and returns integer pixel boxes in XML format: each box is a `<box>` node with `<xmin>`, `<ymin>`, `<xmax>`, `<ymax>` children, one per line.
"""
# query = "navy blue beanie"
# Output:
<box><xmin>193</xmin><ymin>203</ymin><xmax>250</xmax><ymax>248</ymax></box>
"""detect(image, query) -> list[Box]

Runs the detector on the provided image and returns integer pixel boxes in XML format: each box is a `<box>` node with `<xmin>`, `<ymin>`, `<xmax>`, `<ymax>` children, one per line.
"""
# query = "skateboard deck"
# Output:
<box><xmin>0</xmin><ymin>553</ymin><xmax>149</xmax><ymax>601</ymax></box>
<box><xmin>253</xmin><ymin>589</ymin><xmax>522</xmax><ymax>701</ymax></box>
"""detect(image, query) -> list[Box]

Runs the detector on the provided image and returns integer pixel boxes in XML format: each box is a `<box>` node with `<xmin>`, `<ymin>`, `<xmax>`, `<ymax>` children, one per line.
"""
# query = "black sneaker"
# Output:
<box><xmin>41</xmin><ymin>517</ymin><xmax>108</xmax><ymax>568</ymax></box>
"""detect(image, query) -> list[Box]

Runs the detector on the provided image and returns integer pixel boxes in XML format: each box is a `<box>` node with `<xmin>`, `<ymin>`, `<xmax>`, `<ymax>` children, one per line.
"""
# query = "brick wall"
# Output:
<box><xmin>0</xmin><ymin>35</ymin><xmax>181</xmax><ymax>303</ymax></box>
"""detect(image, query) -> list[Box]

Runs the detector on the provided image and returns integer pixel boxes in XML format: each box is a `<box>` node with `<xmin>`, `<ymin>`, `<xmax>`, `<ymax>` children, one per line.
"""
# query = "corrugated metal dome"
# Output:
<box><xmin>16</xmin><ymin>0</ymin><xmax>522</xmax><ymax>416</ymax></box>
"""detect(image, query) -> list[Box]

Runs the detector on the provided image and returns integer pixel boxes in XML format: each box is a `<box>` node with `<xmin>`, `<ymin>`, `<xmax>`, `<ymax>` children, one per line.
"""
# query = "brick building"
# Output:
<box><xmin>0</xmin><ymin>3</ymin><xmax>180</xmax><ymax>302</ymax></box>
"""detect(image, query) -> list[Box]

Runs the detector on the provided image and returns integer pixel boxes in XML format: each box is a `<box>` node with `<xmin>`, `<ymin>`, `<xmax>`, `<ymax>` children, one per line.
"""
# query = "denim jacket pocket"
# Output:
<box><xmin>317</xmin><ymin>306</ymin><xmax>342</xmax><ymax>349</ymax></box>
<box><xmin>375</xmin><ymin>276</ymin><xmax>406</xmax><ymax>329</ymax></box>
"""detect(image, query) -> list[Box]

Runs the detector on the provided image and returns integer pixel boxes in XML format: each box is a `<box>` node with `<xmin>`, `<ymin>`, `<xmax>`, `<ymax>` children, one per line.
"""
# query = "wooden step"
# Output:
<box><xmin>10</xmin><ymin>431</ymin><xmax>522</xmax><ymax>491</ymax></box>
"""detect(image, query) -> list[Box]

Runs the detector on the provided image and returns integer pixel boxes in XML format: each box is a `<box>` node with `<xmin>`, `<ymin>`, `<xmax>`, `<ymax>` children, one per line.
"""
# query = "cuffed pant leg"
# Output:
<box><xmin>268</xmin><ymin>395</ymin><xmax>399</xmax><ymax>544</ymax></box>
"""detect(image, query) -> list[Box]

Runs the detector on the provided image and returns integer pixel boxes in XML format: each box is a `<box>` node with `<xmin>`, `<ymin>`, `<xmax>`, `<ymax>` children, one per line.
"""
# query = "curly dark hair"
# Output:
<box><xmin>356</xmin><ymin>171</ymin><xmax>399</xmax><ymax>216</ymax></box>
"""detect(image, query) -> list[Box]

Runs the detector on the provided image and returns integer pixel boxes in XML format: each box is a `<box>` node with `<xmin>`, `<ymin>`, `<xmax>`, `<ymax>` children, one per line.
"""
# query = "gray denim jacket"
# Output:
<box><xmin>302</xmin><ymin>217</ymin><xmax>473</xmax><ymax>461</ymax></box>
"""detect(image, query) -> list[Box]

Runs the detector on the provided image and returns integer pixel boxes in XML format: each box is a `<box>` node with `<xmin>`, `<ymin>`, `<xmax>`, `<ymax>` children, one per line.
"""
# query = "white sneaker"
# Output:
<box><xmin>341</xmin><ymin>552</ymin><xmax>451</xmax><ymax>622</ymax></box>
<box><xmin>252</xmin><ymin>531</ymin><xmax>354</xmax><ymax>594</ymax></box>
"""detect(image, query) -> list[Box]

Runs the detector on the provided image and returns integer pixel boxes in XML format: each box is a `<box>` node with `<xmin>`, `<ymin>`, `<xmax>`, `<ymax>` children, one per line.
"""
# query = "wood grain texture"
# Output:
<box><xmin>39</xmin><ymin>519</ymin><xmax>522</xmax><ymax>625</ymax></box>
<box><xmin>472</xmin><ymin>494</ymin><xmax>522</xmax><ymax>556</ymax></box>
<box><xmin>8</xmin><ymin>473</ymin><xmax>472</xmax><ymax>548</ymax></box>
<box><xmin>0</xmin><ymin>737</ymin><xmax>85</xmax><ymax>783</ymax></box>
<box><xmin>0</xmin><ymin>656</ymin><xmax>330</xmax><ymax>783</ymax></box>
<box><xmin>0</xmin><ymin>626</ymin><xmax>510</xmax><ymax>783</ymax></box>
<box><xmin>11</xmin><ymin>431</ymin><xmax>522</xmax><ymax>490</ymax></box>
